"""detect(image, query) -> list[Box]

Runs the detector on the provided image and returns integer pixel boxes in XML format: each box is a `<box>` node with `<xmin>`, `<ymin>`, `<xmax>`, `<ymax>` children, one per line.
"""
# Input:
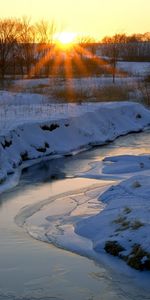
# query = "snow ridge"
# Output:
<box><xmin>0</xmin><ymin>102</ymin><xmax>150</xmax><ymax>186</ymax></box>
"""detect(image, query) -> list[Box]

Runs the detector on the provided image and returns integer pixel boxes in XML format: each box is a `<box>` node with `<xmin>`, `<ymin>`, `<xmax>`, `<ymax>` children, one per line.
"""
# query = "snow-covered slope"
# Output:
<box><xmin>0</xmin><ymin>102</ymin><xmax>150</xmax><ymax>186</ymax></box>
<box><xmin>76</xmin><ymin>173</ymin><xmax>150</xmax><ymax>271</ymax></box>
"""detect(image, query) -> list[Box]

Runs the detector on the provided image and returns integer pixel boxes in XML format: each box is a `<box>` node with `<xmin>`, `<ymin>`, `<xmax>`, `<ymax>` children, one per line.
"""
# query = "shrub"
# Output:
<box><xmin>104</xmin><ymin>240</ymin><xmax>125</xmax><ymax>256</ymax></box>
<box><xmin>127</xmin><ymin>244</ymin><xmax>150</xmax><ymax>271</ymax></box>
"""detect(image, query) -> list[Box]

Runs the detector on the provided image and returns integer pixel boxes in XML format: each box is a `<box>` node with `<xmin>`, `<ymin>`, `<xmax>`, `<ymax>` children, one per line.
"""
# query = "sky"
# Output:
<box><xmin>0</xmin><ymin>0</ymin><xmax>150</xmax><ymax>40</ymax></box>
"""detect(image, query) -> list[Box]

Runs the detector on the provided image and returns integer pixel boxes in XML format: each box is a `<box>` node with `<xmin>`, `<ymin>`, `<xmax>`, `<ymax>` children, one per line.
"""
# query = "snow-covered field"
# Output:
<box><xmin>118</xmin><ymin>61</ymin><xmax>150</xmax><ymax>76</ymax></box>
<box><xmin>0</xmin><ymin>90</ymin><xmax>107</xmax><ymax>134</ymax></box>
<box><xmin>0</xmin><ymin>61</ymin><xmax>149</xmax><ymax>134</ymax></box>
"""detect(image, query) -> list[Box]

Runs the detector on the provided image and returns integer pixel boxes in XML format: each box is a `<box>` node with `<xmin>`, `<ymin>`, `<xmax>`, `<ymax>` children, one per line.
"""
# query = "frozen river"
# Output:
<box><xmin>0</xmin><ymin>130</ymin><xmax>150</xmax><ymax>300</ymax></box>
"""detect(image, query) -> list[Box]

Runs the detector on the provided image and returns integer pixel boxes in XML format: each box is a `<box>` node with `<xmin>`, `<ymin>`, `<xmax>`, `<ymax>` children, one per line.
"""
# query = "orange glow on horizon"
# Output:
<box><xmin>0</xmin><ymin>0</ymin><xmax>150</xmax><ymax>41</ymax></box>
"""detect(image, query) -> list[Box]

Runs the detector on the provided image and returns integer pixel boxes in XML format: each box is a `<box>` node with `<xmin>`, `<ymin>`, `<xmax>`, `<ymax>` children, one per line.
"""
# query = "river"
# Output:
<box><xmin>0</xmin><ymin>130</ymin><xmax>150</xmax><ymax>300</ymax></box>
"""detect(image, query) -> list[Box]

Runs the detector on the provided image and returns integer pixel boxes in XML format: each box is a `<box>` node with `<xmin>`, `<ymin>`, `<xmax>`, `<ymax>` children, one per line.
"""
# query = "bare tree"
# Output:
<box><xmin>0</xmin><ymin>18</ymin><xmax>20</xmax><ymax>79</ymax></box>
<box><xmin>17</xmin><ymin>17</ymin><xmax>36</xmax><ymax>76</ymax></box>
<box><xmin>75</xmin><ymin>35</ymin><xmax>96</xmax><ymax>58</ymax></box>
<box><xmin>102</xmin><ymin>34</ymin><xmax>127</xmax><ymax>83</ymax></box>
<box><xmin>36</xmin><ymin>20</ymin><xmax>56</xmax><ymax>44</ymax></box>
<box><xmin>35</xmin><ymin>20</ymin><xmax>56</xmax><ymax>76</ymax></box>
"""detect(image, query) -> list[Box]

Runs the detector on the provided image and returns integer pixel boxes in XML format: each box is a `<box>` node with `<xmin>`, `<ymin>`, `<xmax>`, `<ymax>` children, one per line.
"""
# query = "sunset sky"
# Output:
<box><xmin>0</xmin><ymin>0</ymin><xmax>150</xmax><ymax>40</ymax></box>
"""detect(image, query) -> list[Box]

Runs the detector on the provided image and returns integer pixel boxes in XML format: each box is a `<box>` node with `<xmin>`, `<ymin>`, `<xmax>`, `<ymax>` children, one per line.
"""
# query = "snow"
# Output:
<box><xmin>103</xmin><ymin>154</ymin><xmax>150</xmax><ymax>174</ymax></box>
<box><xmin>1</xmin><ymin>89</ymin><xmax>135</xmax><ymax>135</ymax></box>
<box><xmin>0</xmin><ymin>91</ymin><xmax>105</xmax><ymax>134</ymax></box>
<box><xmin>75</xmin><ymin>173</ymin><xmax>150</xmax><ymax>271</ymax></box>
<box><xmin>74</xmin><ymin>152</ymin><xmax>150</xmax><ymax>272</ymax></box>
<box><xmin>0</xmin><ymin>92</ymin><xmax>150</xmax><ymax>275</ymax></box>
<box><xmin>1</xmin><ymin>61</ymin><xmax>149</xmax><ymax>134</ymax></box>
<box><xmin>0</xmin><ymin>101</ymin><xmax>150</xmax><ymax>187</ymax></box>
<box><xmin>118</xmin><ymin>61</ymin><xmax>150</xmax><ymax>76</ymax></box>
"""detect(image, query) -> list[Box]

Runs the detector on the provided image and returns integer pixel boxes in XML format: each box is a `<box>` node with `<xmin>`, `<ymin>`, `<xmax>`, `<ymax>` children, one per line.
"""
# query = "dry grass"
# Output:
<box><xmin>131</xmin><ymin>220</ymin><xmax>144</xmax><ymax>230</ymax></box>
<box><xmin>51</xmin><ymin>84</ymin><xmax>131</xmax><ymax>103</ymax></box>
<box><xmin>123</xmin><ymin>206</ymin><xmax>132</xmax><ymax>214</ymax></box>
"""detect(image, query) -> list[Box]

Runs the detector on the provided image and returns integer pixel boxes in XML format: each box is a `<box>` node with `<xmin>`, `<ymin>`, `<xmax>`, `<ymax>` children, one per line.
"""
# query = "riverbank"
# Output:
<box><xmin>1</xmin><ymin>129</ymin><xmax>150</xmax><ymax>299</ymax></box>
<box><xmin>0</xmin><ymin>101</ymin><xmax>150</xmax><ymax>192</ymax></box>
<box><xmin>15</xmin><ymin>129</ymin><xmax>150</xmax><ymax>275</ymax></box>
<box><xmin>1</xmin><ymin>101</ymin><xmax>150</xmax><ymax>277</ymax></box>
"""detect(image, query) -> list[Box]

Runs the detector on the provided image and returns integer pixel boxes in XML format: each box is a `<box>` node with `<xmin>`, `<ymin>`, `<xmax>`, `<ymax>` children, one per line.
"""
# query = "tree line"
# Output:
<box><xmin>100</xmin><ymin>33</ymin><xmax>150</xmax><ymax>83</ymax></box>
<box><xmin>101</xmin><ymin>33</ymin><xmax>150</xmax><ymax>62</ymax></box>
<box><xmin>0</xmin><ymin>17</ymin><xmax>56</xmax><ymax>79</ymax></box>
<box><xmin>0</xmin><ymin>17</ymin><xmax>150</xmax><ymax>80</ymax></box>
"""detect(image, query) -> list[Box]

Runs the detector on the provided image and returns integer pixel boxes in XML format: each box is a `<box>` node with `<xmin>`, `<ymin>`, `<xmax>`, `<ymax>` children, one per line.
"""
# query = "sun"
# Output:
<box><xmin>58</xmin><ymin>32</ymin><xmax>76</xmax><ymax>44</ymax></box>
<box><xmin>55</xmin><ymin>32</ymin><xmax>77</xmax><ymax>49</ymax></box>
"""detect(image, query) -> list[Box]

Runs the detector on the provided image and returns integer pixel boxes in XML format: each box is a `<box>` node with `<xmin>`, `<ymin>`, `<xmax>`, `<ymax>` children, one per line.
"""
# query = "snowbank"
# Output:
<box><xmin>75</xmin><ymin>153</ymin><xmax>150</xmax><ymax>271</ymax></box>
<box><xmin>0</xmin><ymin>102</ymin><xmax>150</xmax><ymax>187</ymax></box>
<box><xmin>1</xmin><ymin>91</ymin><xmax>131</xmax><ymax>134</ymax></box>
<box><xmin>76</xmin><ymin>174</ymin><xmax>150</xmax><ymax>271</ymax></box>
